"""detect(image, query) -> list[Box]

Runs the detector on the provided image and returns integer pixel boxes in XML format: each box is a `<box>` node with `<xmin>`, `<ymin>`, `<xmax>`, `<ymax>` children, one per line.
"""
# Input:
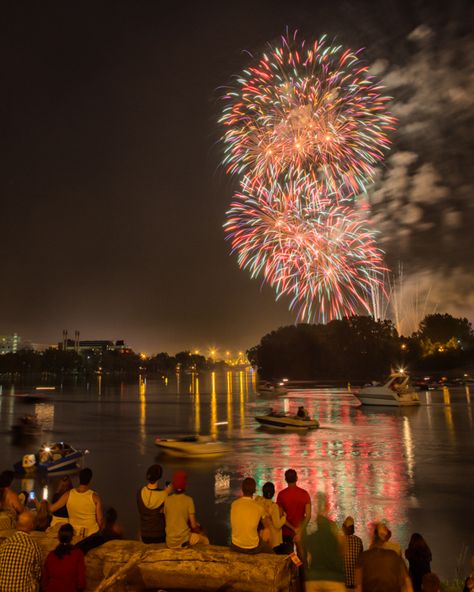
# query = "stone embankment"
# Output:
<box><xmin>0</xmin><ymin>529</ymin><xmax>293</xmax><ymax>591</ymax></box>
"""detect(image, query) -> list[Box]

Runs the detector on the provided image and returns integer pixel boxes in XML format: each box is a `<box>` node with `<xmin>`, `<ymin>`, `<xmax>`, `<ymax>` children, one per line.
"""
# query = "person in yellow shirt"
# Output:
<box><xmin>230</xmin><ymin>477</ymin><xmax>273</xmax><ymax>554</ymax></box>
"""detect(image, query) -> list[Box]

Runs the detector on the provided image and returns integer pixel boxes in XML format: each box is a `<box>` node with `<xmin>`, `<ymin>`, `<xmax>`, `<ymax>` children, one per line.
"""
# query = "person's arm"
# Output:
<box><xmin>403</xmin><ymin>573</ymin><xmax>414</xmax><ymax>592</ymax></box>
<box><xmin>49</xmin><ymin>490</ymin><xmax>69</xmax><ymax>513</ymax></box>
<box><xmin>10</xmin><ymin>491</ymin><xmax>24</xmax><ymax>515</ymax></box>
<box><xmin>293</xmin><ymin>501</ymin><xmax>311</xmax><ymax>542</ymax></box>
<box><xmin>189</xmin><ymin>513</ymin><xmax>198</xmax><ymax>530</ymax></box>
<box><xmin>33</xmin><ymin>541</ymin><xmax>43</xmax><ymax>584</ymax></box>
<box><xmin>93</xmin><ymin>493</ymin><xmax>104</xmax><ymax>530</ymax></box>
<box><xmin>271</xmin><ymin>503</ymin><xmax>286</xmax><ymax>529</ymax></box>
<box><xmin>355</xmin><ymin>566</ymin><xmax>362</xmax><ymax>592</ymax></box>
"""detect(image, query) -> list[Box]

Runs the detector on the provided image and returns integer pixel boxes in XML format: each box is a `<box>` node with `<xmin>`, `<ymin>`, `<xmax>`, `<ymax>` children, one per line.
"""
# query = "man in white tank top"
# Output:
<box><xmin>49</xmin><ymin>468</ymin><xmax>104</xmax><ymax>537</ymax></box>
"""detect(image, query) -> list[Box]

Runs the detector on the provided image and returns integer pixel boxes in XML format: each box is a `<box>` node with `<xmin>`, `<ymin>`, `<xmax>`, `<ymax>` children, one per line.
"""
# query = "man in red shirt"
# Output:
<box><xmin>276</xmin><ymin>469</ymin><xmax>311</xmax><ymax>554</ymax></box>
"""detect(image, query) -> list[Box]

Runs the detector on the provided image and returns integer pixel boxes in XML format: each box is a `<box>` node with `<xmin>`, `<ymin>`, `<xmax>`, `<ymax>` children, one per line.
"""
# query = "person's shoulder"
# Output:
<box><xmin>297</xmin><ymin>486</ymin><xmax>310</xmax><ymax>499</ymax></box>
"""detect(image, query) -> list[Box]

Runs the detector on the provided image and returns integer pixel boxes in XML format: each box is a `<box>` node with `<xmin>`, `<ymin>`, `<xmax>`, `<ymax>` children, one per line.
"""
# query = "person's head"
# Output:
<box><xmin>55</xmin><ymin>523</ymin><xmax>74</xmax><ymax>559</ymax></box>
<box><xmin>408</xmin><ymin>532</ymin><xmax>428</xmax><ymax>550</ymax></box>
<box><xmin>16</xmin><ymin>511</ymin><xmax>35</xmax><ymax>533</ymax></box>
<box><xmin>421</xmin><ymin>572</ymin><xmax>441</xmax><ymax>592</ymax></box>
<box><xmin>372</xmin><ymin>522</ymin><xmax>391</xmax><ymax>546</ymax></box>
<box><xmin>343</xmin><ymin>516</ymin><xmax>355</xmax><ymax>535</ymax></box>
<box><xmin>79</xmin><ymin>468</ymin><xmax>93</xmax><ymax>486</ymax></box>
<box><xmin>146</xmin><ymin>464</ymin><xmax>162</xmax><ymax>484</ymax></box>
<box><xmin>172</xmin><ymin>470</ymin><xmax>187</xmax><ymax>493</ymax></box>
<box><xmin>262</xmin><ymin>482</ymin><xmax>275</xmax><ymax>500</ymax></box>
<box><xmin>105</xmin><ymin>507</ymin><xmax>118</xmax><ymax>525</ymax></box>
<box><xmin>56</xmin><ymin>475</ymin><xmax>73</xmax><ymax>495</ymax></box>
<box><xmin>58</xmin><ymin>523</ymin><xmax>74</xmax><ymax>544</ymax></box>
<box><xmin>241</xmin><ymin>477</ymin><xmax>256</xmax><ymax>497</ymax></box>
<box><xmin>0</xmin><ymin>470</ymin><xmax>15</xmax><ymax>489</ymax></box>
<box><xmin>284</xmin><ymin>469</ymin><xmax>297</xmax><ymax>485</ymax></box>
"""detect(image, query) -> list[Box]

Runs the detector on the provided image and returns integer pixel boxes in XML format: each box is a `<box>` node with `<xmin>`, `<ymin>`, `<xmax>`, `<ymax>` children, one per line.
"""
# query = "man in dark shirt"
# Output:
<box><xmin>355</xmin><ymin>545</ymin><xmax>413</xmax><ymax>592</ymax></box>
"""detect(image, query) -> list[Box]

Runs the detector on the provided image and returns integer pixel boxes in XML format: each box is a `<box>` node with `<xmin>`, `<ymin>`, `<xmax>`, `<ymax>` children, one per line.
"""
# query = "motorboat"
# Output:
<box><xmin>14</xmin><ymin>442</ymin><xmax>88</xmax><ymax>474</ymax></box>
<box><xmin>355</xmin><ymin>373</ymin><xmax>421</xmax><ymax>406</ymax></box>
<box><xmin>255</xmin><ymin>412</ymin><xmax>319</xmax><ymax>429</ymax></box>
<box><xmin>257</xmin><ymin>381</ymin><xmax>288</xmax><ymax>396</ymax></box>
<box><xmin>155</xmin><ymin>435</ymin><xmax>229</xmax><ymax>458</ymax></box>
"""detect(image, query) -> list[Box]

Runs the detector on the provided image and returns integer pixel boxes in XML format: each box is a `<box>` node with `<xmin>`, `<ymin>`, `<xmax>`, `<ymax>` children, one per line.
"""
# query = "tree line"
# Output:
<box><xmin>1</xmin><ymin>313</ymin><xmax>472</xmax><ymax>381</ymax></box>
<box><xmin>0</xmin><ymin>348</ymin><xmax>221</xmax><ymax>378</ymax></box>
<box><xmin>247</xmin><ymin>313</ymin><xmax>474</xmax><ymax>381</ymax></box>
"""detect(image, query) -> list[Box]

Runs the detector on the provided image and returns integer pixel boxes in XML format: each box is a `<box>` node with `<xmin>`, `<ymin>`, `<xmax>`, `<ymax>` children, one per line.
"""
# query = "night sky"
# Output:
<box><xmin>1</xmin><ymin>0</ymin><xmax>472</xmax><ymax>354</ymax></box>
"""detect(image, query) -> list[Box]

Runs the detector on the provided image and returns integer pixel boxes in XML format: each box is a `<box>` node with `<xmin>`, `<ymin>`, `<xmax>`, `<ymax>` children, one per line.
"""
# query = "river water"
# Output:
<box><xmin>1</xmin><ymin>371</ymin><xmax>473</xmax><ymax>580</ymax></box>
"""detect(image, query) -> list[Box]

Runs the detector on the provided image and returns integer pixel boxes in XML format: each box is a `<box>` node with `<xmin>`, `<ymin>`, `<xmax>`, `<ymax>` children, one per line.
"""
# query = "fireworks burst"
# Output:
<box><xmin>225</xmin><ymin>179</ymin><xmax>386</xmax><ymax>323</ymax></box>
<box><xmin>219</xmin><ymin>32</ymin><xmax>395</xmax><ymax>322</ymax></box>
<box><xmin>220</xmin><ymin>32</ymin><xmax>396</xmax><ymax>203</ymax></box>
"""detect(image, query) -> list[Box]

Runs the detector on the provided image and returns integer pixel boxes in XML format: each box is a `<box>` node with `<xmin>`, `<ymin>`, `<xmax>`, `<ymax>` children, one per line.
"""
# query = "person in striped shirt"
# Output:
<box><xmin>0</xmin><ymin>511</ymin><xmax>42</xmax><ymax>592</ymax></box>
<box><xmin>342</xmin><ymin>516</ymin><xmax>363</xmax><ymax>590</ymax></box>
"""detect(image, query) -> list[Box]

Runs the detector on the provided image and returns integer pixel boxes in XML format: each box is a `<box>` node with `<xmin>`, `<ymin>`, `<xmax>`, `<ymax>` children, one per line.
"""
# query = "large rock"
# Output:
<box><xmin>0</xmin><ymin>530</ymin><xmax>292</xmax><ymax>591</ymax></box>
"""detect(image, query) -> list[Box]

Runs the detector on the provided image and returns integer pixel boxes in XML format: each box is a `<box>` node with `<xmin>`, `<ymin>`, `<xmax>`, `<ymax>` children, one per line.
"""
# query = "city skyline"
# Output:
<box><xmin>1</xmin><ymin>0</ymin><xmax>472</xmax><ymax>353</ymax></box>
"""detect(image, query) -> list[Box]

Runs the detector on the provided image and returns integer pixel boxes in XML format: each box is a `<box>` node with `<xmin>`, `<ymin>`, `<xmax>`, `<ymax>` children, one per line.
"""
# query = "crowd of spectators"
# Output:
<box><xmin>0</xmin><ymin>466</ymin><xmax>472</xmax><ymax>592</ymax></box>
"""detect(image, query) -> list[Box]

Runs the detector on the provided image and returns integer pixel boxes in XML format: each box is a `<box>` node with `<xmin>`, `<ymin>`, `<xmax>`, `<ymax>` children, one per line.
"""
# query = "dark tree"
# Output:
<box><xmin>416</xmin><ymin>313</ymin><xmax>473</xmax><ymax>345</ymax></box>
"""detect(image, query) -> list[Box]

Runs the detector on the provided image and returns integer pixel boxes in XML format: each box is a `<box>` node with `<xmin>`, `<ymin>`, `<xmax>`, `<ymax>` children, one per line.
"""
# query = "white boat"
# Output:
<box><xmin>154</xmin><ymin>435</ymin><xmax>229</xmax><ymax>458</ymax></box>
<box><xmin>356</xmin><ymin>373</ymin><xmax>421</xmax><ymax>406</ymax></box>
<box><xmin>257</xmin><ymin>382</ymin><xmax>288</xmax><ymax>396</ymax></box>
<box><xmin>255</xmin><ymin>413</ymin><xmax>319</xmax><ymax>429</ymax></box>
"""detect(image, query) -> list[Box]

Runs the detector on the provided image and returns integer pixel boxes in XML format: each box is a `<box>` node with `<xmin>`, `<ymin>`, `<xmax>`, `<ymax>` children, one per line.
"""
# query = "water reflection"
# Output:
<box><xmin>0</xmin><ymin>374</ymin><xmax>473</xmax><ymax>579</ymax></box>
<box><xmin>139</xmin><ymin>376</ymin><xmax>146</xmax><ymax>454</ymax></box>
<box><xmin>242</xmin><ymin>391</ymin><xmax>414</xmax><ymax>543</ymax></box>
<box><xmin>226</xmin><ymin>371</ymin><xmax>233</xmax><ymax>433</ymax></box>
<box><xmin>239</xmin><ymin>371</ymin><xmax>245</xmax><ymax>432</ymax></box>
<box><xmin>194</xmin><ymin>377</ymin><xmax>200</xmax><ymax>433</ymax></box>
<box><xmin>210</xmin><ymin>373</ymin><xmax>217</xmax><ymax>436</ymax></box>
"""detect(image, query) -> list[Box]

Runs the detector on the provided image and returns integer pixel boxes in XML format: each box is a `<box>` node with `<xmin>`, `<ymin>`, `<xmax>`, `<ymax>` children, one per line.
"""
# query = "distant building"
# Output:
<box><xmin>59</xmin><ymin>331</ymin><xmax>128</xmax><ymax>353</ymax></box>
<box><xmin>0</xmin><ymin>333</ymin><xmax>21</xmax><ymax>354</ymax></box>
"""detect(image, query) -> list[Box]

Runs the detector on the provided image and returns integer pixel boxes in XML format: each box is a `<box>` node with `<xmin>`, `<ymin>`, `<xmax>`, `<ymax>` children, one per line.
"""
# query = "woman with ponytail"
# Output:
<box><xmin>42</xmin><ymin>523</ymin><xmax>86</xmax><ymax>592</ymax></box>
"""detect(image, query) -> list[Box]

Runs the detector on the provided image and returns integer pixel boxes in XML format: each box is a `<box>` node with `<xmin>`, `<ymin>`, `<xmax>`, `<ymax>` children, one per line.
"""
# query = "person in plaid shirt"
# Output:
<box><xmin>342</xmin><ymin>516</ymin><xmax>363</xmax><ymax>590</ymax></box>
<box><xmin>0</xmin><ymin>511</ymin><xmax>42</xmax><ymax>592</ymax></box>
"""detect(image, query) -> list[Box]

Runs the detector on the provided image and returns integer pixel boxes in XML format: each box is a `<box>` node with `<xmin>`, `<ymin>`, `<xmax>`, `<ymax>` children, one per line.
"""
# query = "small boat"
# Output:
<box><xmin>257</xmin><ymin>381</ymin><xmax>288</xmax><ymax>396</ymax></box>
<box><xmin>255</xmin><ymin>413</ymin><xmax>319</xmax><ymax>429</ymax></box>
<box><xmin>155</xmin><ymin>435</ymin><xmax>229</xmax><ymax>458</ymax></box>
<box><xmin>14</xmin><ymin>442</ymin><xmax>88</xmax><ymax>474</ymax></box>
<box><xmin>11</xmin><ymin>415</ymin><xmax>42</xmax><ymax>438</ymax></box>
<box><xmin>355</xmin><ymin>373</ymin><xmax>421</xmax><ymax>407</ymax></box>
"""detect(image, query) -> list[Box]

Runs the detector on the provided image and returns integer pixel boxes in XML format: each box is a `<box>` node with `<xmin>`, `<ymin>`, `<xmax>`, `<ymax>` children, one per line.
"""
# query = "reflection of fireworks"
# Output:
<box><xmin>225</xmin><ymin>181</ymin><xmax>386</xmax><ymax>323</ymax></box>
<box><xmin>220</xmin><ymin>32</ymin><xmax>396</xmax><ymax>202</ymax></box>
